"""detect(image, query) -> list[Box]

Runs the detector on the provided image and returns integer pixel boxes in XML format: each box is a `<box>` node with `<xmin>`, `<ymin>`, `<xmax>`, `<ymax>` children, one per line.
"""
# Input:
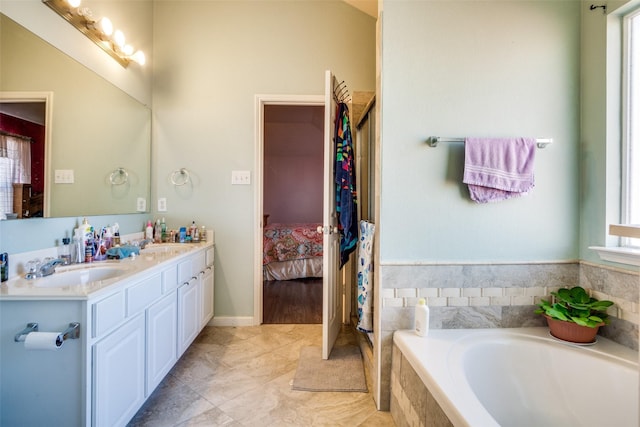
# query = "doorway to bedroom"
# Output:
<box><xmin>261</xmin><ymin>103</ymin><xmax>325</xmax><ymax>324</ymax></box>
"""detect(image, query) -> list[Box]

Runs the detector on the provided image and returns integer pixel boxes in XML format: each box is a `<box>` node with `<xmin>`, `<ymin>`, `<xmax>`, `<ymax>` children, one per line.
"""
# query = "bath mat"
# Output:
<box><xmin>291</xmin><ymin>345</ymin><xmax>367</xmax><ymax>392</ymax></box>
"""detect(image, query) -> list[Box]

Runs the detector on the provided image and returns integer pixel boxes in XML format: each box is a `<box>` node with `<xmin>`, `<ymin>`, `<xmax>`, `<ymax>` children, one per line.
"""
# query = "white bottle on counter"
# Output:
<box><xmin>145</xmin><ymin>220</ymin><xmax>153</xmax><ymax>240</ymax></box>
<box><xmin>414</xmin><ymin>298</ymin><xmax>430</xmax><ymax>337</ymax></box>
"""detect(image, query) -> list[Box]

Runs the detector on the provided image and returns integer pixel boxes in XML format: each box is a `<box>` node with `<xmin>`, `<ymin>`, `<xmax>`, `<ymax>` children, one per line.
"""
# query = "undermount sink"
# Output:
<box><xmin>32</xmin><ymin>265</ymin><xmax>130</xmax><ymax>288</ymax></box>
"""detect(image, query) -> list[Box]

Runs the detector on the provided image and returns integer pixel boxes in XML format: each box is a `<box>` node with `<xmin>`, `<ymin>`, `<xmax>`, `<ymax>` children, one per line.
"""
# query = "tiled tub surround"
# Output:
<box><xmin>390</xmin><ymin>328</ymin><xmax>638</xmax><ymax>427</ymax></box>
<box><xmin>376</xmin><ymin>262</ymin><xmax>639</xmax><ymax>410</ymax></box>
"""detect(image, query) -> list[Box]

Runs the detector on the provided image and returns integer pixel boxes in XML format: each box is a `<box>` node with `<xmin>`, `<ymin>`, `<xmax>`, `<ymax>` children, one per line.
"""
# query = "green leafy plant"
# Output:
<box><xmin>535</xmin><ymin>286</ymin><xmax>614</xmax><ymax>328</ymax></box>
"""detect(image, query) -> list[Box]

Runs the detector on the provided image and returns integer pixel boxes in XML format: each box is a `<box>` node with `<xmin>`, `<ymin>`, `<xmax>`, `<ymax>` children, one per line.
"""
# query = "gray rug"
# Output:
<box><xmin>291</xmin><ymin>345</ymin><xmax>368</xmax><ymax>392</ymax></box>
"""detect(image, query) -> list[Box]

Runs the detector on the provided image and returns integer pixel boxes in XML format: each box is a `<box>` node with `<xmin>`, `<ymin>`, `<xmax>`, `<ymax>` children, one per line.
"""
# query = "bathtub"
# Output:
<box><xmin>393</xmin><ymin>328</ymin><xmax>639</xmax><ymax>427</ymax></box>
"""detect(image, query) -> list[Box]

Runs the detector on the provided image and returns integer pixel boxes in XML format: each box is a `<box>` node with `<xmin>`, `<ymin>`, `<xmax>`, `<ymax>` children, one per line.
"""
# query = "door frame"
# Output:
<box><xmin>253</xmin><ymin>94</ymin><xmax>325</xmax><ymax>325</ymax></box>
<box><xmin>0</xmin><ymin>91</ymin><xmax>53</xmax><ymax>218</ymax></box>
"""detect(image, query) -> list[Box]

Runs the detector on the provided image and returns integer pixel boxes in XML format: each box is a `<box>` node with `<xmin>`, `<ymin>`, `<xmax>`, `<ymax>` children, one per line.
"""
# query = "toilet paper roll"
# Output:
<box><xmin>24</xmin><ymin>332</ymin><xmax>63</xmax><ymax>350</ymax></box>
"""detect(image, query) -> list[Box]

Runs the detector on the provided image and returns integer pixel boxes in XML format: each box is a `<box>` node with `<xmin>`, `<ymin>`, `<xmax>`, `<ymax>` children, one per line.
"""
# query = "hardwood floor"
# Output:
<box><xmin>263</xmin><ymin>278</ymin><xmax>322</xmax><ymax>324</ymax></box>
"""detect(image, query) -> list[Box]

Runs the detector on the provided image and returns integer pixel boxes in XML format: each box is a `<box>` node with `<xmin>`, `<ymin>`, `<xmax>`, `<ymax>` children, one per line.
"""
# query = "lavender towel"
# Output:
<box><xmin>463</xmin><ymin>137</ymin><xmax>536</xmax><ymax>203</ymax></box>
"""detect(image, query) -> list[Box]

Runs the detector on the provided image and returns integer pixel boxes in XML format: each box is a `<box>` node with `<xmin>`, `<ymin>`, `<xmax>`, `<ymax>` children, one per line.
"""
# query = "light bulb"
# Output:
<box><xmin>66</xmin><ymin>0</ymin><xmax>81</xmax><ymax>8</ymax></box>
<box><xmin>132</xmin><ymin>50</ymin><xmax>146</xmax><ymax>66</ymax></box>
<box><xmin>113</xmin><ymin>30</ymin><xmax>125</xmax><ymax>48</ymax></box>
<box><xmin>122</xmin><ymin>44</ymin><xmax>134</xmax><ymax>56</ymax></box>
<box><xmin>98</xmin><ymin>17</ymin><xmax>113</xmax><ymax>36</ymax></box>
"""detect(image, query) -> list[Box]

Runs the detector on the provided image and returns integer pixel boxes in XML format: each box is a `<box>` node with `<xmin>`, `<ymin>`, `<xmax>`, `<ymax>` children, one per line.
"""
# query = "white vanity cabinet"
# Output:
<box><xmin>200</xmin><ymin>247</ymin><xmax>215</xmax><ymax>328</ymax></box>
<box><xmin>89</xmin><ymin>244</ymin><xmax>212</xmax><ymax>427</ymax></box>
<box><xmin>0</xmin><ymin>241</ymin><xmax>214</xmax><ymax>427</ymax></box>
<box><xmin>200</xmin><ymin>265</ymin><xmax>214</xmax><ymax>328</ymax></box>
<box><xmin>146</xmin><ymin>291</ymin><xmax>178</xmax><ymax>393</ymax></box>
<box><xmin>93</xmin><ymin>313</ymin><xmax>146</xmax><ymax>427</ymax></box>
<box><xmin>177</xmin><ymin>274</ymin><xmax>200</xmax><ymax>356</ymax></box>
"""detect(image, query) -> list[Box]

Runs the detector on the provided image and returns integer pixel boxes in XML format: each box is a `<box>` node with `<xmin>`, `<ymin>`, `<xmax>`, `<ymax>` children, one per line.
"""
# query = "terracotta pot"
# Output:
<box><xmin>543</xmin><ymin>314</ymin><xmax>603</xmax><ymax>344</ymax></box>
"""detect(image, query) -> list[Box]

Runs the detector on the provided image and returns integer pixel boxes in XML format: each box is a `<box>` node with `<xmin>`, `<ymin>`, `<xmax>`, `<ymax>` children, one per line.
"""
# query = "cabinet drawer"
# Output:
<box><xmin>127</xmin><ymin>274</ymin><xmax>162</xmax><ymax>316</ymax></box>
<box><xmin>93</xmin><ymin>291</ymin><xmax>126</xmax><ymax>338</ymax></box>
<box><xmin>206</xmin><ymin>247</ymin><xmax>214</xmax><ymax>266</ymax></box>
<box><xmin>161</xmin><ymin>265</ymin><xmax>178</xmax><ymax>294</ymax></box>
<box><xmin>177</xmin><ymin>259</ymin><xmax>193</xmax><ymax>284</ymax></box>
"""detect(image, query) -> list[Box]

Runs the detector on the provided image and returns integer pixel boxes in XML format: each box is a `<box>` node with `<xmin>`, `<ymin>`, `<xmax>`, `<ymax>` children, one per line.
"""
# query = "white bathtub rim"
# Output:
<box><xmin>392</xmin><ymin>327</ymin><xmax>638</xmax><ymax>427</ymax></box>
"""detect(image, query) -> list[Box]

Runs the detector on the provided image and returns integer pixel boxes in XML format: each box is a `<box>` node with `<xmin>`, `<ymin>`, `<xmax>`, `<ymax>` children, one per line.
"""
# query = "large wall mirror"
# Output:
<box><xmin>0</xmin><ymin>13</ymin><xmax>151</xmax><ymax>219</ymax></box>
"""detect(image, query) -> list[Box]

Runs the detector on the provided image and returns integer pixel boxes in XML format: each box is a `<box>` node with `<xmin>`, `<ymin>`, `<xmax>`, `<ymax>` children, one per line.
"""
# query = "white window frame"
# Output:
<box><xmin>620</xmin><ymin>7</ymin><xmax>640</xmax><ymax>248</ymax></box>
<box><xmin>591</xmin><ymin>3</ymin><xmax>640</xmax><ymax>266</ymax></box>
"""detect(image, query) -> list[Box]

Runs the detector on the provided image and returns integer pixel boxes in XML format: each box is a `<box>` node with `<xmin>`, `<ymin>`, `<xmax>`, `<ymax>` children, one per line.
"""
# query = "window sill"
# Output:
<box><xmin>589</xmin><ymin>246</ymin><xmax>640</xmax><ymax>267</ymax></box>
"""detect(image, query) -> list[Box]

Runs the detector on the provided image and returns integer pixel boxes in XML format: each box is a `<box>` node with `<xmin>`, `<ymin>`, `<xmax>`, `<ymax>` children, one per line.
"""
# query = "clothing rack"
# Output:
<box><xmin>333</xmin><ymin>78</ymin><xmax>351</xmax><ymax>104</ymax></box>
<box><xmin>428</xmin><ymin>136</ymin><xmax>553</xmax><ymax>149</ymax></box>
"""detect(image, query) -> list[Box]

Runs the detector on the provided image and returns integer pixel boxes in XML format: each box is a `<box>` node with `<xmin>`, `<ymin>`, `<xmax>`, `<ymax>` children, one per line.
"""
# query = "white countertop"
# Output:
<box><xmin>0</xmin><ymin>241</ymin><xmax>213</xmax><ymax>300</ymax></box>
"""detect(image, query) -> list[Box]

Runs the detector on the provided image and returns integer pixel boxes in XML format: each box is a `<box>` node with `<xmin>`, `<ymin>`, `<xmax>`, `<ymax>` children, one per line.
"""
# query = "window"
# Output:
<box><xmin>622</xmin><ymin>8</ymin><xmax>640</xmax><ymax>247</ymax></box>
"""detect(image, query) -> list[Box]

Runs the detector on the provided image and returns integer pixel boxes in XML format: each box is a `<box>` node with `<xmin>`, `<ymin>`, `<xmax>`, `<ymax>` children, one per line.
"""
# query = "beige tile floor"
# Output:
<box><xmin>128</xmin><ymin>324</ymin><xmax>395</xmax><ymax>426</ymax></box>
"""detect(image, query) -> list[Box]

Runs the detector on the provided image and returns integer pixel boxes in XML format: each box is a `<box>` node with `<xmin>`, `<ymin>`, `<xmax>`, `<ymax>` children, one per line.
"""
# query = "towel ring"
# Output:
<box><xmin>170</xmin><ymin>168</ymin><xmax>190</xmax><ymax>186</ymax></box>
<box><xmin>109</xmin><ymin>167</ymin><xmax>129</xmax><ymax>185</ymax></box>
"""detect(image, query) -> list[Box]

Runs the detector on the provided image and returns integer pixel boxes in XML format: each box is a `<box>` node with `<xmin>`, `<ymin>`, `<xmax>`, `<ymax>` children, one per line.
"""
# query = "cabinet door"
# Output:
<box><xmin>147</xmin><ymin>292</ymin><xmax>177</xmax><ymax>395</ymax></box>
<box><xmin>93</xmin><ymin>314</ymin><xmax>145</xmax><ymax>427</ymax></box>
<box><xmin>200</xmin><ymin>266</ymin><xmax>214</xmax><ymax>328</ymax></box>
<box><xmin>177</xmin><ymin>277</ymin><xmax>199</xmax><ymax>356</ymax></box>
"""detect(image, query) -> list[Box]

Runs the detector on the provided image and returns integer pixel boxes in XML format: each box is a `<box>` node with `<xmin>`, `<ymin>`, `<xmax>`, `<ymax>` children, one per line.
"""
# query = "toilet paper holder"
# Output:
<box><xmin>14</xmin><ymin>322</ymin><xmax>80</xmax><ymax>344</ymax></box>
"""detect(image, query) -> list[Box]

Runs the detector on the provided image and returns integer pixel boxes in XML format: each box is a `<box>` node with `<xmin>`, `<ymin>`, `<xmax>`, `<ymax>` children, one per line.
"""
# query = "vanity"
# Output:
<box><xmin>0</xmin><ymin>239</ymin><xmax>214</xmax><ymax>427</ymax></box>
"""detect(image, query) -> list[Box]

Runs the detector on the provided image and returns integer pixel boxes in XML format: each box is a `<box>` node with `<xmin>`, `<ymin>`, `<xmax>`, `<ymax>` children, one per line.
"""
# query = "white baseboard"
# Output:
<box><xmin>209</xmin><ymin>316</ymin><xmax>255</xmax><ymax>327</ymax></box>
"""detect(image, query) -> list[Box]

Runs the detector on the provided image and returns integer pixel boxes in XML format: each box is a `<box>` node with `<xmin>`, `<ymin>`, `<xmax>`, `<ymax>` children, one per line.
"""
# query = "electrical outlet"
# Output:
<box><xmin>136</xmin><ymin>197</ymin><xmax>146</xmax><ymax>212</ymax></box>
<box><xmin>231</xmin><ymin>170</ymin><xmax>251</xmax><ymax>185</ymax></box>
<box><xmin>158</xmin><ymin>198</ymin><xmax>167</xmax><ymax>212</ymax></box>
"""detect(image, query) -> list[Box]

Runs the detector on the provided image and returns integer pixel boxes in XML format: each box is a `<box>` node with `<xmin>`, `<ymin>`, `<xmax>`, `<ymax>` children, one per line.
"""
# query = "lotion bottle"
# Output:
<box><xmin>414</xmin><ymin>298</ymin><xmax>430</xmax><ymax>337</ymax></box>
<box><xmin>145</xmin><ymin>220</ymin><xmax>153</xmax><ymax>240</ymax></box>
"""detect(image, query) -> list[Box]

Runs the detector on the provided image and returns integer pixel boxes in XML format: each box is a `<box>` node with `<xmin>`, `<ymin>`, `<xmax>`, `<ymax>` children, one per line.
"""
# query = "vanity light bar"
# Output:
<box><xmin>42</xmin><ymin>0</ymin><xmax>144</xmax><ymax>68</ymax></box>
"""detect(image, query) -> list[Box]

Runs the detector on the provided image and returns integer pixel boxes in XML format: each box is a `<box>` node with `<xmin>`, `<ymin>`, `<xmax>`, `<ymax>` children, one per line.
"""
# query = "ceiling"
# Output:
<box><xmin>343</xmin><ymin>0</ymin><xmax>377</xmax><ymax>18</ymax></box>
<box><xmin>0</xmin><ymin>102</ymin><xmax>46</xmax><ymax>126</ymax></box>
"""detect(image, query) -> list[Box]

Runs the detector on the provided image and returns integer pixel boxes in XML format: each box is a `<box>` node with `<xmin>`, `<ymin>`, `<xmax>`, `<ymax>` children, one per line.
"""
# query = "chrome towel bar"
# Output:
<box><xmin>428</xmin><ymin>137</ymin><xmax>553</xmax><ymax>149</ymax></box>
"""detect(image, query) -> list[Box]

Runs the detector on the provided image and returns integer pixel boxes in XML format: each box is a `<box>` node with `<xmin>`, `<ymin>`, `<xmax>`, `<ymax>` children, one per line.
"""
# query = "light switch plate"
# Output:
<box><xmin>54</xmin><ymin>169</ymin><xmax>74</xmax><ymax>184</ymax></box>
<box><xmin>158</xmin><ymin>198</ymin><xmax>167</xmax><ymax>212</ymax></box>
<box><xmin>231</xmin><ymin>170</ymin><xmax>251</xmax><ymax>185</ymax></box>
<box><xmin>136</xmin><ymin>197</ymin><xmax>146</xmax><ymax>212</ymax></box>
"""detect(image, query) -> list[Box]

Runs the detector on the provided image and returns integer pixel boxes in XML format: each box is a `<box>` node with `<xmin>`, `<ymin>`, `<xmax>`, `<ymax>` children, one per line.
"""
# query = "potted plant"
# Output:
<box><xmin>535</xmin><ymin>286</ymin><xmax>614</xmax><ymax>343</ymax></box>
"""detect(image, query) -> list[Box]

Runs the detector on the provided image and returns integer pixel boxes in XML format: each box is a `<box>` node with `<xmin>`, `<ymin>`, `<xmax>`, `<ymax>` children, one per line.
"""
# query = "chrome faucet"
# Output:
<box><xmin>25</xmin><ymin>258</ymin><xmax>65</xmax><ymax>279</ymax></box>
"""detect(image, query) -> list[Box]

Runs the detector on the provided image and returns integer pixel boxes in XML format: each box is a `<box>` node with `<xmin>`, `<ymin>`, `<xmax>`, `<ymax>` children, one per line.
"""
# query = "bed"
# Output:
<box><xmin>263</xmin><ymin>222</ymin><xmax>323</xmax><ymax>281</ymax></box>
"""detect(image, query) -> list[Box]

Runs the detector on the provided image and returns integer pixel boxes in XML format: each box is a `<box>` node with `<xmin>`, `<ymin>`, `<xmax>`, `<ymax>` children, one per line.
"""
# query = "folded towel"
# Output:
<box><xmin>106</xmin><ymin>245</ymin><xmax>140</xmax><ymax>260</ymax></box>
<box><xmin>463</xmin><ymin>137</ymin><xmax>536</xmax><ymax>203</ymax></box>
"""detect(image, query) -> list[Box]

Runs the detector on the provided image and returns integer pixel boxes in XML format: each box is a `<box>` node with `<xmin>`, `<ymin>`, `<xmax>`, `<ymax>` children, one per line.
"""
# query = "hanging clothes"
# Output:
<box><xmin>356</xmin><ymin>220</ymin><xmax>375</xmax><ymax>333</ymax></box>
<box><xmin>334</xmin><ymin>102</ymin><xmax>358</xmax><ymax>267</ymax></box>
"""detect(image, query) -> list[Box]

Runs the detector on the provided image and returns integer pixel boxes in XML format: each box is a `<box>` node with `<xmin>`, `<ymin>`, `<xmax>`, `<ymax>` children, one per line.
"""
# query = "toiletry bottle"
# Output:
<box><xmin>179</xmin><ymin>227</ymin><xmax>187</xmax><ymax>243</ymax></box>
<box><xmin>113</xmin><ymin>222</ymin><xmax>121</xmax><ymax>246</ymax></box>
<box><xmin>189</xmin><ymin>221</ymin><xmax>197</xmax><ymax>238</ymax></box>
<box><xmin>200</xmin><ymin>225</ymin><xmax>207</xmax><ymax>243</ymax></box>
<box><xmin>59</xmin><ymin>238</ymin><xmax>72</xmax><ymax>265</ymax></box>
<box><xmin>80</xmin><ymin>218</ymin><xmax>94</xmax><ymax>263</ymax></box>
<box><xmin>0</xmin><ymin>253</ymin><xmax>8</xmax><ymax>282</ymax></box>
<box><xmin>145</xmin><ymin>220</ymin><xmax>154</xmax><ymax>240</ymax></box>
<box><xmin>414</xmin><ymin>298</ymin><xmax>430</xmax><ymax>337</ymax></box>
<box><xmin>154</xmin><ymin>219</ymin><xmax>161</xmax><ymax>243</ymax></box>
<box><xmin>104</xmin><ymin>226</ymin><xmax>113</xmax><ymax>250</ymax></box>
<box><xmin>73</xmin><ymin>228</ymin><xmax>84</xmax><ymax>263</ymax></box>
<box><xmin>160</xmin><ymin>218</ymin><xmax>167</xmax><ymax>242</ymax></box>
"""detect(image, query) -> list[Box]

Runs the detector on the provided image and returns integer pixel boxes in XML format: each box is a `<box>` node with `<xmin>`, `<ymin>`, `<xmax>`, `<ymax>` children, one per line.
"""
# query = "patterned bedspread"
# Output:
<box><xmin>263</xmin><ymin>223</ymin><xmax>323</xmax><ymax>265</ymax></box>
